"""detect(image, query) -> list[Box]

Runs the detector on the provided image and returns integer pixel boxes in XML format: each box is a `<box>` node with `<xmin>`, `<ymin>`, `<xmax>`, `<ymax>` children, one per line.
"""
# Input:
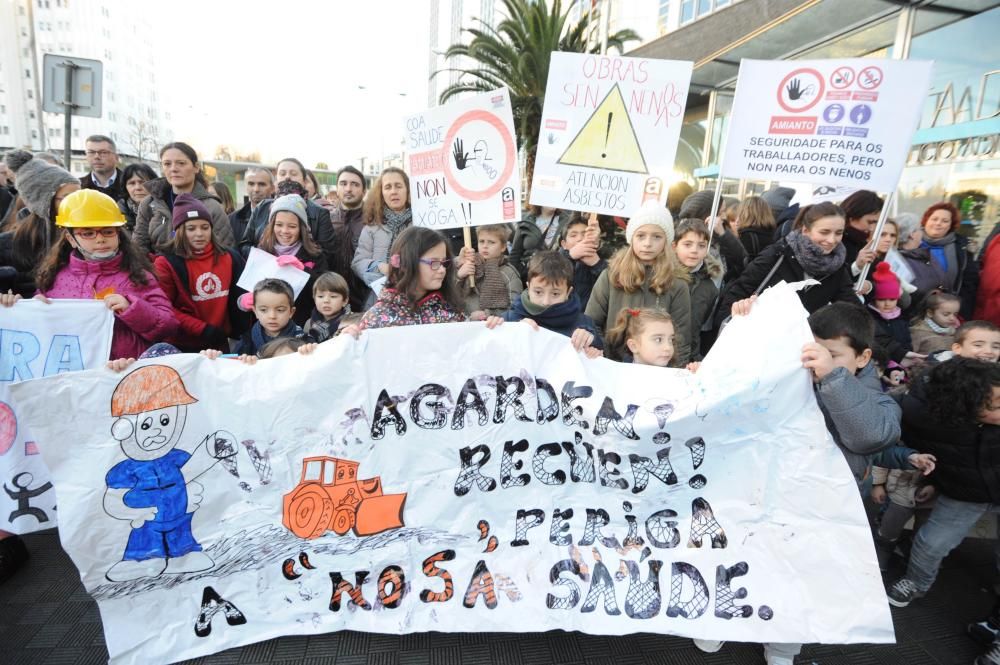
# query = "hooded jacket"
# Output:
<box><xmin>502</xmin><ymin>293</ymin><xmax>603</xmax><ymax>349</ymax></box>
<box><xmin>38</xmin><ymin>252</ymin><xmax>178</xmax><ymax>360</ymax></box>
<box><xmin>814</xmin><ymin>362</ymin><xmax>903</xmax><ymax>485</ymax></box>
<box><xmin>134</xmin><ymin>178</ymin><xmax>235</xmax><ymax>256</ymax></box>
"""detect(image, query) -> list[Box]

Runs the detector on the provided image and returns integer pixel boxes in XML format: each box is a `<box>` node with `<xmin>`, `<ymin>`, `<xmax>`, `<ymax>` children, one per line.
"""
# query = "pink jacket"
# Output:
<box><xmin>38</xmin><ymin>253</ymin><xmax>178</xmax><ymax>359</ymax></box>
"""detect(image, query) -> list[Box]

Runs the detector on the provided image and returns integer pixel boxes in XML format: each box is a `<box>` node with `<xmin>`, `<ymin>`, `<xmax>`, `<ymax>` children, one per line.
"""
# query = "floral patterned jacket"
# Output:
<box><xmin>358</xmin><ymin>287</ymin><xmax>466</xmax><ymax>330</ymax></box>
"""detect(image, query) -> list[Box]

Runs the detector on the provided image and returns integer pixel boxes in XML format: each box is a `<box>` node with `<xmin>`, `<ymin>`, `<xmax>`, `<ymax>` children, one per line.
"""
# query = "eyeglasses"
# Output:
<box><xmin>73</xmin><ymin>228</ymin><xmax>119</xmax><ymax>239</ymax></box>
<box><xmin>418</xmin><ymin>258</ymin><xmax>451</xmax><ymax>271</ymax></box>
<box><xmin>85</xmin><ymin>150</ymin><xmax>115</xmax><ymax>157</ymax></box>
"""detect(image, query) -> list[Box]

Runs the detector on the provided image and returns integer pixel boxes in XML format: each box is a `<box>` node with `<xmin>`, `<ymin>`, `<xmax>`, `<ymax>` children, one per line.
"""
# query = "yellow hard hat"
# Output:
<box><xmin>55</xmin><ymin>189</ymin><xmax>126</xmax><ymax>228</ymax></box>
<box><xmin>111</xmin><ymin>365</ymin><xmax>198</xmax><ymax>416</ymax></box>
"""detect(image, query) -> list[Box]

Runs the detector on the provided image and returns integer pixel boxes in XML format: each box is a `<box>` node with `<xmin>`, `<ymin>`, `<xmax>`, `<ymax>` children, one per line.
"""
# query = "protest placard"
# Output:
<box><xmin>1</xmin><ymin>299</ymin><xmax>113</xmax><ymax>534</ymax></box>
<box><xmin>530</xmin><ymin>53</ymin><xmax>692</xmax><ymax>217</ymax></box>
<box><xmin>236</xmin><ymin>247</ymin><xmax>311</xmax><ymax>299</ymax></box>
<box><xmin>406</xmin><ymin>88</ymin><xmax>521</xmax><ymax>229</ymax></box>
<box><xmin>9</xmin><ymin>283</ymin><xmax>893</xmax><ymax>665</ymax></box>
<box><xmin>721</xmin><ymin>59</ymin><xmax>933</xmax><ymax>191</ymax></box>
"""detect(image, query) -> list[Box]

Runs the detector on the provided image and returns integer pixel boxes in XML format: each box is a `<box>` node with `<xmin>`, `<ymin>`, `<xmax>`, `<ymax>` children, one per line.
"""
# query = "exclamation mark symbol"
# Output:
<box><xmin>460</xmin><ymin>202</ymin><xmax>472</xmax><ymax>224</ymax></box>
<box><xmin>601</xmin><ymin>112</ymin><xmax>613</xmax><ymax>158</ymax></box>
<box><xmin>686</xmin><ymin>436</ymin><xmax>707</xmax><ymax>489</ymax></box>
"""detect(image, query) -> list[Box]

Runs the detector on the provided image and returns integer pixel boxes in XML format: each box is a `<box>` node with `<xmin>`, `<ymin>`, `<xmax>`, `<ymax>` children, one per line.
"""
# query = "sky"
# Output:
<box><xmin>156</xmin><ymin>0</ymin><xmax>433</xmax><ymax>170</ymax></box>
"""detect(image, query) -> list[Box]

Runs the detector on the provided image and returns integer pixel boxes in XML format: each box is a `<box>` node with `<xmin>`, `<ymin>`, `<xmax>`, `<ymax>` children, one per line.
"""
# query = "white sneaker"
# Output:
<box><xmin>105</xmin><ymin>557</ymin><xmax>166</xmax><ymax>581</ymax></box>
<box><xmin>693</xmin><ymin>639</ymin><xmax>724</xmax><ymax>653</ymax></box>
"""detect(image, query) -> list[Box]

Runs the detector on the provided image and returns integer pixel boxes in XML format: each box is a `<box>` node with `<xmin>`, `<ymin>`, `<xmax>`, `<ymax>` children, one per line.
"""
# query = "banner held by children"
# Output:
<box><xmin>9</xmin><ymin>283</ymin><xmax>893</xmax><ymax>665</ymax></box>
<box><xmin>721</xmin><ymin>58</ymin><xmax>933</xmax><ymax>191</ymax></box>
<box><xmin>530</xmin><ymin>52</ymin><xmax>693</xmax><ymax>217</ymax></box>
<box><xmin>1</xmin><ymin>299</ymin><xmax>113</xmax><ymax>534</ymax></box>
<box><xmin>406</xmin><ymin>87</ymin><xmax>521</xmax><ymax>230</ymax></box>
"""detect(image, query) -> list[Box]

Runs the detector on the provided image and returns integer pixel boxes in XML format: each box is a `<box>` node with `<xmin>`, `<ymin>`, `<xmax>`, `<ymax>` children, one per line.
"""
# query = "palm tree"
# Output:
<box><xmin>435</xmin><ymin>0</ymin><xmax>639</xmax><ymax>200</ymax></box>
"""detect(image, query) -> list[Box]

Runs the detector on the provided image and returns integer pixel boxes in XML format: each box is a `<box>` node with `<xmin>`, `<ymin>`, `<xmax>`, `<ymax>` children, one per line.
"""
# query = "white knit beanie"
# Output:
<box><xmin>625</xmin><ymin>201</ymin><xmax>674</xmax><ymax>245</ymax></box>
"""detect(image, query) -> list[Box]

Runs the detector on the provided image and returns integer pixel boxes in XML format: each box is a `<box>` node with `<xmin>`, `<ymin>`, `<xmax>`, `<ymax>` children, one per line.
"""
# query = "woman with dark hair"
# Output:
<box><xmin>919</xmin><ymin>202</ymin><xmax>979</xmax><ymax>318</ymax></box>
<box><xmin>209</xmin><ymin>181</ymin><xmax>236</xmax><ymax>216</ymax></box>
<box><xmin>0</xmin><ymin>150</ymin><xmax>79</xmax><ymax>296</ymax></box>
<box><xmin>118</xmin><ymin>162</ymin><xmax>157</xmax><ymax>232</ymax></box>
<box><xmin>352</xmin><ymin>167</ymin><xmax>411</xmax><ymax>305</ymax></box>
<box><xmin>350</xmin><ymin>226</ymin><xmax>465</xmax><ymax>330</ymax></box>
<box><xmin>841</xmin><ymin>190</ymin><xmax>884</xmax><ymax>267</ymax></box>
<box><xmin>716</xmin><ymin>202</ymin><xmax>857</xmax><ymax>323</ymax></box>
<box><xmin>134</xmin><ymin>142</ymin><xmax>235</xmax><ymax>255</ymax></box>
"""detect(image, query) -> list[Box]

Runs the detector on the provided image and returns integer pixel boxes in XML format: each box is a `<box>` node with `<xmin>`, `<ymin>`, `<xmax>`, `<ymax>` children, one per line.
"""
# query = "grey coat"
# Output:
<box><xmin>815</xmin><ymin>362</ymin><xmax>902</xmax><ymax>485</ymax></box>
<box><xmin>352</xmin><ymin>224</ymin><xmax>395</xmax><ymax>286</ymax></box>
<box><xmin>134</xmin><ymin>178</ymin><xmax>235</xmax><ymax>255</ymax></box>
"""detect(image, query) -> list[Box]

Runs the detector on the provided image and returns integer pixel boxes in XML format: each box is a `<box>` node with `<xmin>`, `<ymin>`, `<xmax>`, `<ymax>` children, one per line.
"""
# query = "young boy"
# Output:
<box><xmin>696</xmin><ymin>301</ymin><xmax>929</xmax><ymax>664</ymax></box>
<box><xmin>456</xmin><ymin>223</ymin><xmax>523</xmax><ymax>318</ymax></box>
<box><xmin>303</xmin><ymin>272</ymin><xmax>350</xmax><ymax>343</ymax></box>
<box><xmin>673</xmin><ymin>218</ymin><xmax>722</xmax><ymax>360</ymax></box>
<box><xmin>559</xmin><ymin>215</ymin><xmax>606</xmax><ymax>308</ymax></box>
<box><xmin>490</xmin><ymin>250</ymin><xmax>603</xmax><ymax>356</ymax></box>
<box><xmin>235</xmin><ymin>278</ymin><xmax>303</xmax><ymax>356</ymax></box>
<box><xmin>952</xmin><ymin>320</ymin><xmax>1000</xmax><ymax>363</ymax></box>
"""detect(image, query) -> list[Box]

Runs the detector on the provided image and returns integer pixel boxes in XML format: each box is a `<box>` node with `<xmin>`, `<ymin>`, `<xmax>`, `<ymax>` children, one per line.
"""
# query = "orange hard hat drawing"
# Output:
<box><xmin>111</xmin><ymin>365</ymin><xmax>198</xmax><ymax>417</ymax></box>
<box><xmin>282</xmin><ymin>456</ymin><xmax>406</xmax><ymax>540</ymax></box>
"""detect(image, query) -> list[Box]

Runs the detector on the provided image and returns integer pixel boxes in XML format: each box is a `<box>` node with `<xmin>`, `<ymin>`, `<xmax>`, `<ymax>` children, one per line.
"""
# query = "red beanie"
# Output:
<box><xmin>872</xmin><ymin>262</ymin><xmax>901</xmax><ymax>300</ymax></box>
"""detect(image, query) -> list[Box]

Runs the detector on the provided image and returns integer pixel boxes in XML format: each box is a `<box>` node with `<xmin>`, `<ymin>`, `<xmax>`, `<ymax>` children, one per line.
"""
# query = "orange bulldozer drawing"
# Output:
<box><xmin>282</xmin><ymin>456</ymin><xmax>407</xmax><ymax>540</ymax></box>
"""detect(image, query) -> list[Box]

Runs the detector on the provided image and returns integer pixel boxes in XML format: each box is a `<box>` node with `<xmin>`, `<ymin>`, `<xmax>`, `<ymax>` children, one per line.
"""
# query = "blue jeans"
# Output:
<box><xmin>905</xmin><ymin>494</ymin><xmax>999</xmax><ymax>592</ymax></box>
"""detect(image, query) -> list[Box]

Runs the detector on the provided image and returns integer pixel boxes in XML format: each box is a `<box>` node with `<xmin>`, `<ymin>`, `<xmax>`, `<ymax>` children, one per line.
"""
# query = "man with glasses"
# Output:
<box><xmin>80</xmin><ymin>134</ymin><xmax>125</xmax><ymax>203</ymax></box>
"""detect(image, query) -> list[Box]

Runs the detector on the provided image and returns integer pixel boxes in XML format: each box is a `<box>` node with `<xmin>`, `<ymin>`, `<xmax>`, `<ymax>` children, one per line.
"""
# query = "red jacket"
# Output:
<box><xmin>153</xmin><ymin>248</ymin><xmax>248</xmax><ymax>351</ymax></box>
<box><xmin>975</xmin><ymin>233</ymin><xmax>1000</xmax><ymax>327</ymax></box>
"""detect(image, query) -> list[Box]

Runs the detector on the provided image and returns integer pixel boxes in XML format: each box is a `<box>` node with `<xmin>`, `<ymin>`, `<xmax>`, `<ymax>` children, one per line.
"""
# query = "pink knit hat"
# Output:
<box><xmin>872</xmin><ymin>262</ymin><xmax>901</xmax><ymax>299</ymax></box>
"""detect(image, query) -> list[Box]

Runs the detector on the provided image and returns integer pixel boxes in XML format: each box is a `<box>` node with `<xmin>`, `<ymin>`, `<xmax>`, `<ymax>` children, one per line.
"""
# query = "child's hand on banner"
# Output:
<box><xmin>1</xmin><ymin>289</ymin><xmax>22</xmax><ymax>306</ymax></box>
<box><xmin>730</xmin><ymin>295</ymin><xmax>757</xmax><ymax>317</ymax></box>
<box><xmin>801</xmin><ymin>342</ymin><xmax>836</xmax><ymax>381</ymax></box>
<box><xmin>570</xmin><ymin>328</ymin><xmax>595</xmax><ymax>351</ymax></box>
<box><xmin>485</xmin><ymin>316</ymin><xmax>504</xmax><ymax>329</ymax></box>
<box><xmin>106</xmin><ymin>358</ymin><xmax>137</xmax><ymax>373</ymax></box>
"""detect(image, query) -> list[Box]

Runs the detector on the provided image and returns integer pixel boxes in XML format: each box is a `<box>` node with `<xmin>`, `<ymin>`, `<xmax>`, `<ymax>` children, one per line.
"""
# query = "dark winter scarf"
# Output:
<box><xmin>921</xmin><ymin>232</ymin><xmax>959</xmax><ymax>288</ymax></box>
<box><xmin>473</xmin><ymin>255</ymin><xmax>510</xmax><ymax>311</ymax></box>
<box><xmin>786</xmin><ymin>231</ymin><xmax>846</xmax><ymax>279</ymax></box>
<box><xmin>383</xmin><ymin>207</ymin><xmax>412</xmax><ymax>247</ymax></box>
<box><xmin>305</xmin><ymin>306</ymin><xmax>349</xmax><ymax>342</ymax></box>
<box><xmin>250</xmin><ymin>319</ymin><xmax>303</xmax><ymax>355</ymax></box>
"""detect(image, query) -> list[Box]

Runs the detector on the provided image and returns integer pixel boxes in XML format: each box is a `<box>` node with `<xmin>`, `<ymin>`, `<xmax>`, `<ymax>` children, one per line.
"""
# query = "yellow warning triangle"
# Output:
<box><xmin>557</xmin><ymin>83</ymin><xmax>648</xmax><ymax>174</ymax></box>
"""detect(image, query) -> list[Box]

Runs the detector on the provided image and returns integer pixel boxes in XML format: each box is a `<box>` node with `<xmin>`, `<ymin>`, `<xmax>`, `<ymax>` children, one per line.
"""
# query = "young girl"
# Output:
<box><xmin>352</xmin><ymin>226</ymin><xmax>466</xmax><ymax>331</ymax></box>
<box><xmin>255</xmin><ymin>194</ymin><xmax>328</xmax><ymax>325</ymax></box>
<box><xmin>910</xmin><ymin>291</ymin><xmax>961</xmax><ymax>354</ymax></box>
<box><xmin>456</xmin><ymin>223</ymin><xmax>523</xmax><ymax>318</ymax></box>
<box><xmin>605</xmin><ymin>308</ymin><xmax>676</xmax><ymax>367</ymax></box>
<box><xmin>0</xmin><ymin>189</ymin><xmax>177</xmax><ymax>360</ymax></box>
<box><xmin>585</xmin><ymin>202</ymin><xmax>692</xmax><ymax>363</ymax></box>
<box><xmin>153</xmin><ymin>193</ymin><xmax>248</xmax><ymax>352</ymax></box>
<box><xmin>673</xmin><ymin>219</ymin><xmax>722</xmax><ymax>360</ymax></box>
<box><xmin>868</xmin><ymin>262</ymin><xmax>914</xmax><ymax>365</ymax></box>
<box><xmin>234</xmin><ymin>278</ymin><xmax>303</xmax><ymax>356</ymax></box>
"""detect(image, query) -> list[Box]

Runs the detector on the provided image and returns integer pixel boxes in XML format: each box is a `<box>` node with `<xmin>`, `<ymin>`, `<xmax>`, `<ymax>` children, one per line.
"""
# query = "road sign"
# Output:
<box><xmin>42</xmin><ymin>54</ymin><xmax>103</xmax><ymax>118</ymax></box>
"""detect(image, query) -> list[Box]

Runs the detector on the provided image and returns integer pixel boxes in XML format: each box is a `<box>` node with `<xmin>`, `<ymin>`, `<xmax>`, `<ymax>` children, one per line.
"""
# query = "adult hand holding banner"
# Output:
<box><xmin>1</xmin><ymin>299</ymin><xmax>114</xmax><ymax>534</ymax></box>
<box><xmin>9</xmin><ymin>282</ymin><xmax>893</xmax><ymax>664</ymax></box>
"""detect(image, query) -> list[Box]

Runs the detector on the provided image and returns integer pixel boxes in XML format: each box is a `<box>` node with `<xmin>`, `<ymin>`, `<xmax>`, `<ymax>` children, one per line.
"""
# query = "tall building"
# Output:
<box><xmin>426</xmin><ymin>0</ymin><xmax>502</xmax><ymax>108</ymax></box>
<box><xmin>0</xmin><ymin>0</ymin><xmax>172</xmax><ymax>171</ymax></box>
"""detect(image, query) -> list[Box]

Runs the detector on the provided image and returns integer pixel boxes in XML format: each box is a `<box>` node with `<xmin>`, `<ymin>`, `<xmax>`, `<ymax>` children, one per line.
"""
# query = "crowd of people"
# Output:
<box><xmin>1</xmin><ymin>134</ymin><xmax>1000</xmax><ymax>664</ymax></box>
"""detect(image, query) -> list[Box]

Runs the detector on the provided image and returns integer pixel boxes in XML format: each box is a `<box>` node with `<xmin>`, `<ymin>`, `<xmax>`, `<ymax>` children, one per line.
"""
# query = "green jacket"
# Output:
<box><xmin>585</xmin><ymin>266</ymin><xmax>692</xmax><ymax>364</ymax></box>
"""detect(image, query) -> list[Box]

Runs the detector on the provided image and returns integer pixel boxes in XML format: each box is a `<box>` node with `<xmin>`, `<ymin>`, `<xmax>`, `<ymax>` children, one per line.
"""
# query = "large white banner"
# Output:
<box><xmin>531</xmin><ymin>52</ymin><xmax>693</xmax><ymax>217</ymax></box>
<box><xmin>10</xmin><ymin>284</ymin><xmax>893</xmax><ymax>665</ymax></box>
<box><xmin>1</xmin><ymin>300</ymin><xmax>113</xmax><ymax>533</ymax></box>
<box><xmin>721</xmin><ymin>58</ymin><xmax>933</xmax><ymax>191</ymax></box>
<box><xmin>405</xmin><ymin>87</ymin><xmax>521</xmax><ymax>229</ymax></box>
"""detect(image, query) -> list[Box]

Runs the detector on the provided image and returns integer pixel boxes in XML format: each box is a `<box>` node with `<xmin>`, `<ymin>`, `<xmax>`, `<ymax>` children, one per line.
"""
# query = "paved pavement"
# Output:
<box><xmin>1</xmin><ymin>529</ymin><xmax>996</xmax><ymax>664</ymax></box>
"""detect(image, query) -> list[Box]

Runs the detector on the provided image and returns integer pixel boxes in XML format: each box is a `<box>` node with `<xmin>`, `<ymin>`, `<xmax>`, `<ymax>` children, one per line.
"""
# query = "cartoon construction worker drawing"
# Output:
<box><xmin>103</xmin><ymin>364</ymin><xmax>236</xmax><ymax>582</ymax></box>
